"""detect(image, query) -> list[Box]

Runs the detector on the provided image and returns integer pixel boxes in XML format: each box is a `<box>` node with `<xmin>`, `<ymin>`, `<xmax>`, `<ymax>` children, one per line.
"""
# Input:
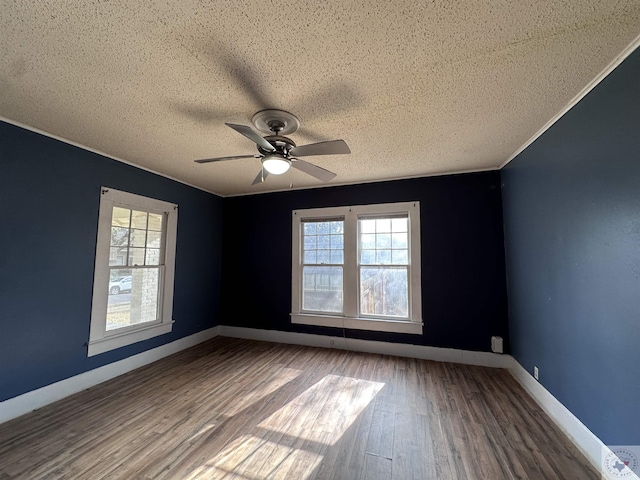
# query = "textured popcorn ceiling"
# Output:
<box><xmin>1</xmin><ymin>1</ymin><xmax>639</xmax><ymax>196</ymax></box>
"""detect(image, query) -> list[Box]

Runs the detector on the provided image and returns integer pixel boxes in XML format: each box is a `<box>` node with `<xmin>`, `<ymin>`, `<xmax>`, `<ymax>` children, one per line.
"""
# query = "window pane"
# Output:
<box><xmin>330</xmin><ymin>250</ymin><xmax>344</xmax><ymax>264</ymax></box>
<box><xmin>109</xmin><ymin>269</ymin><xmax>132</xmax><ymax>280</ymax></box>
<box><xmin>361</xmin><ymin>233</ymin><xmax>375</xmax><ymax>249</ymax></box>
<box><xmin>147</xmin><ymin>213</ymin><xmax>163</xmax><ymax>231</ymax></box>
<box><xmin>317</xmin><ymin>235</ymin><xmax>330</xmax><ymax>249</ymax></box>
<box><xmin>392</xmin><ymin>249</ymin><xmax>408</xmax><ymax>265</ymax></box>
<box><xmin>392</xmin><ymin>217</ymin><xmax>407</xmax><ymax>232</ymax></box>
<box><xmin>377</xmin><ymin>249</ymin><xmax>391</xmax><ymax>264</ymax></box>
<box><xmin>131</xmin><ymin>210</ymin><xmax>148</xmax><ymax>229</ymax></box>
<box><xmin>130</xmin><ymin>229</ymin><xmax>147</xmax><ymax>247</ymax></box>
<box><xmin>330</xmin><ymin>234</ymin><xmax>343</xmax><ymax>249</ymax></box>
<box><xmin>303</xmin><ymin>222</ymin><xmax>317</xmax><ymax>235</ymax></box>
<box><xmin>392</xmin><ymin>232</ymin><xmax>407</xmax><ymax>249</ymax></box>
<box><xmin>360</xmin><ymin>217</ymin><xmax>409</xmax><ymax>268</ymax></box>
<box><xmin>317</xmin><ymin>222</ymin><xmax>330</xmax><ymax>234</ymax></box>
<box><xmin>303</xmin><ymin>220</ymin><xmax>344</xmax><ymax>266</ymax></box>
<box><xmin>316</xmin><ymin>249</ymin><xmax>330</xmax><ymax>264</ymax></box>
<box><xmin>376</xmin><ymin>233</ymin><xmax>391</xmax><ymax>249</ymax></box>
<box><xmin>110</xmin><ymin>227</ymin><xmax>129</xmax><ymax>247</ymax></box>
<box><xmin>112</xmin><ymin>207</ymin><xmax>130</xmax><ymax>227</ymax></box>
<box><xmin>360</xmin><ymin>267</ymin><xmax>408</xmax><ymax>318</ymax></box>
<box><xmin>106</xmin><ymin>268</ymin><xmax>159</xmax><ymax>331</ymax></box>
<box><xmin>129</xmin><ymin>247</ymin><xmax>145</xmax><ymax>266</ymax></box>
<box><xmin>376</xmin><ymin>218</ymin><xmax>391</xmax><ymax>233</ymax></box>
<box><xmin>109</xmin><ymin>247</ymin><xmax>128</xmax><ymax>266</ymax></box>
<box><xmin>108</xmin><ymin>269</ymin><xmax>132</xmax><ymax>294</ymax></box>
<box><xmin>302</xmin><ymin>266</ymin><xmax>343</xmax><ymax>313</ymax></box>
<box><xmin>147</xmin><ymin>230</ymin><xmax>162</xmax><ymax>248</ymax></box>
<box><xmin>303</xmin><ymin>235</ymin><xmax>317</xmax><ymax>250</ymax></box>
<box><xmin>361</xmin><ymin>219</ymin><xmax>376</xmax><ymax>234</ymax></box>
<box><xmin>145</xmin><ymin>248</ymin><xmax>161</xmax><ymax>265</ymax></box>
<box><xmin>360</xmin><ymin>249</ymin><xmax>375</xmax><ymax>265</ymax></box>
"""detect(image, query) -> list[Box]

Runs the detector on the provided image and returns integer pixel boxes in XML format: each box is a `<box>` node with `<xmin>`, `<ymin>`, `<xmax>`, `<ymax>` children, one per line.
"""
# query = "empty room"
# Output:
<box><xmin>1</xmin><ymin>1</ymin><xmax>639</xmax><ymax>479</ymax></box>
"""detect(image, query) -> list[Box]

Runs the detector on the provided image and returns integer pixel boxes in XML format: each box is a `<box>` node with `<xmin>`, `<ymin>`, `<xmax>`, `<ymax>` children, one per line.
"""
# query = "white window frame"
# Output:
<box><xmin>291</xmin><ymin>201</ymin><xmax>422</xmax><ymax>335</ymax></box>
<box><xmin>88</xmin><ymin>187</ymin><xmax>178</xmax><ymax>356</ymax></box>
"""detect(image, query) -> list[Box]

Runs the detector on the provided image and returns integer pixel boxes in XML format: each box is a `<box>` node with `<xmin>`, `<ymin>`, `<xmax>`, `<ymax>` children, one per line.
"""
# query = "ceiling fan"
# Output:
<box><xmin>194</xmin><ymin>109</ymin><xmax>350</xmax><ymax>185</ymax></box>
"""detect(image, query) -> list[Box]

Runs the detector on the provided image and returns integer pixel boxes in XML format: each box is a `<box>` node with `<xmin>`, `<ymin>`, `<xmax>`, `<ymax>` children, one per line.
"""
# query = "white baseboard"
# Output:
<box><xmin>507</xmin><ymin>357</ymin><xmax>639</xmax><ymax>480</ymax></box>
<box><xmin>218</xmin><ymin>326</ymin><xmax>511</xmax><ymax>368</ymax></box>
<box><xmin>0</xmin><ymin>326</ymin><xmax>220</xmax><ymax>425</ymax></box>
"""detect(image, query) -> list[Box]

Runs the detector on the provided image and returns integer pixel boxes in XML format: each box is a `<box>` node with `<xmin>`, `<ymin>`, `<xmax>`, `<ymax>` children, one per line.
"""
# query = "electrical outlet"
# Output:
<box><xmin>534</xmin><ymin>366</ymin><xmax>539</xmax><ymax>381</ymax></box>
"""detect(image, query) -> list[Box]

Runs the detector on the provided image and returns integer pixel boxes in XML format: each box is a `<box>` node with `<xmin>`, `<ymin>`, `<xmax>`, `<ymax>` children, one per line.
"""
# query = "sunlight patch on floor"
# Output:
<box><xmin>186</xmin><ymin>435</ymin><xmax>323</xmax><ymax>479</ymax></box>
<box><xmin>258</xmin><ymin>374</ymin><xmax>385</xmax><ymax>446</ymax></box>
<box><xmin>186</xmin><ymin>374</ymin><xmax>384</xmax><ymax>479</ymax></box>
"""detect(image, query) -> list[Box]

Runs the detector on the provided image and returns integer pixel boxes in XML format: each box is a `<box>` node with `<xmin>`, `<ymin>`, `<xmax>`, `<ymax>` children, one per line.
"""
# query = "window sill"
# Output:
<box><xmin>87</xmin><ymin>320</ymin><xmax>174</xmax><ymax>356</ymax></box>
<box><xmin>291</xmin><ymin>313</ymin><xmax>423</xmax><ymax>335</ymax></box>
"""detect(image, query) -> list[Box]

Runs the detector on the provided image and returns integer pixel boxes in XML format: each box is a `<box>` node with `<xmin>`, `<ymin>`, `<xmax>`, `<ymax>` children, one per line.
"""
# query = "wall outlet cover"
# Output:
<box><xmin>491</xmin><ymin>336</ymin><xmax>504</xmax><ymax>353</ymax></box>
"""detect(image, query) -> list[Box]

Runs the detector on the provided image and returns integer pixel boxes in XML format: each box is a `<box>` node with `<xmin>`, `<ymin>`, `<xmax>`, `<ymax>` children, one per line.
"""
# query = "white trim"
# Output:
<box><xmin>88</xmin><ymin>187</ymin><xmax>178</xmax><ymax>356</ymax></box>
<box><xmin>0</xmin><ymin>116</ymin><xmax>219</xmax><ymax>196</ymax></box>
<box><xmin>291</xmin><ymin>313</ymin><xmax>423</xmax><ymax>335</ymax></box>
<box><xmin>218</xmin><ymin>326</ymin><xmax>508</xmax><ymax>368</ymax></box>
<box><xmin>291</xmin><ymin>201</ymin><xmax>422</xmax><ymax>334</ymax></box>
<box><xmin>507</xmin><ymin>357</ymin><xmax>639</xmax><ymax>479</ymax></box>
<box><xmin>0</xmin><ymin>327</ymin><xmax>220</xmax><ymax>425</ymax></box>
<box><xmin>87</xmin><ymin>321</ymin><xmax>175</xmax><ymax>356</ymax></box>
<box><xmin>500</xmin><ymin>34</ymin><xmax>640</xmax><ymax>169</ymax></box>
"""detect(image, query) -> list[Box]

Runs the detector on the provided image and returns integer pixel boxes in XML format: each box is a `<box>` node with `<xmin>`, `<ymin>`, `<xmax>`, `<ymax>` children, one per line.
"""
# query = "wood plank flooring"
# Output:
<box><xmin>0</xmin><ymin>337</ymin><xmax>599</xmax><ymax>479</ymax></box>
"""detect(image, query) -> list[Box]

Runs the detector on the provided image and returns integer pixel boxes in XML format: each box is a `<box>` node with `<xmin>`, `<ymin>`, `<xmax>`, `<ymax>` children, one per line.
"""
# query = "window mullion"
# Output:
<box><xmin>343</xmin><ymin>209</ymin><xmax>358</xmax><ymax>318</ymax></box>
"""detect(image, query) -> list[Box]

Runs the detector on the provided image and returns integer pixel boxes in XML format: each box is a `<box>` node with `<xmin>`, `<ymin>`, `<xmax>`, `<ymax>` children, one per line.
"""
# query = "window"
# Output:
<box><xmin>88</xmin><ymin>187</ymin><xmax>178</xmax><ymax>356</ymax></box>
<box><xmin>301</xmin><ymin>219</ymin><xmax>344</xmax><ymax>313</ymax></box>
<box><xmin>291</xmin><ymin>202</ymin><xmax>422</xmax><ymax>334</ymax></box>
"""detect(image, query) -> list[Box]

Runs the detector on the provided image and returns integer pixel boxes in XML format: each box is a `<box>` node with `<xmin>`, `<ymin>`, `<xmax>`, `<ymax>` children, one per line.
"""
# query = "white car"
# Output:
<box><xmin>109</xmin><ymin>276</ymin><xmax>132</xmax><ymax>294</ymax></box>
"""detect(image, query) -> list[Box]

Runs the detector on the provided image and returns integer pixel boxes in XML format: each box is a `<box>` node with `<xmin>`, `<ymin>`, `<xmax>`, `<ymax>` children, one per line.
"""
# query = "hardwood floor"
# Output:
<box><xmin>0</xmin><ymin>337</ymin><xmax>599</xmax><ymax>479</ymax></box>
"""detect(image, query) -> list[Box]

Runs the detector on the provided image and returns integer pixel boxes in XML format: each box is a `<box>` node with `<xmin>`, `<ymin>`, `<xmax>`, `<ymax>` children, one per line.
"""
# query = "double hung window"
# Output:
<box><xmin>291</xmin><ymin>202</ymin><xmax>422</xmax><ymax>334</ymax></box>
<box><xmin>88</xmin><ymin>187</ymin><xmax>178</xmax><ymax>356</ymax></box>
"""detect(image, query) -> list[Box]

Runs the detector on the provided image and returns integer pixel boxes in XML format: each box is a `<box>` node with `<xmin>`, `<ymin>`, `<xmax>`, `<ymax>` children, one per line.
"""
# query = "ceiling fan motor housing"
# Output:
<box><xmin>260</xmin><ymin>135</ymin><xmax>296</xmax><ymax>157</ymax></box>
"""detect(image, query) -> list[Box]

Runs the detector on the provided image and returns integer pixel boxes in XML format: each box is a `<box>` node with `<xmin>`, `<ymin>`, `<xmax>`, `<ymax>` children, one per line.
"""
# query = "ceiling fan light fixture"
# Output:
<box><xmin>262</xmin><ymin>154</ymin><xmax>291</xmax><ymax>175</ymax></box>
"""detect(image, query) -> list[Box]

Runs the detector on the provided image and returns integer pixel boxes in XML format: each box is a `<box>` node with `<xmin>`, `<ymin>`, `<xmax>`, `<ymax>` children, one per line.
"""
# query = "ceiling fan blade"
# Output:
<box><xmin>251</xmin><ymin>168</ymin><xmax>269</xmax><ymax>185</ymax></box>
<box><xmin>289</xmin><ymin>140</ymin><xmax>350</xmax><ymax>157</ymax></box>
<box><xmin>195</xmin><ymin>154</ymin><xmax>257</xmax><ymax>164</ymax></box>
<box><xmin>291</xmin><ymin>158</ymin><xmax>337</xmax><ymax>182</ymax></box>
<box><xmin>226</xmin><ymin>123</ymin><xmax>275</xmax><ymax>152</ymax></box>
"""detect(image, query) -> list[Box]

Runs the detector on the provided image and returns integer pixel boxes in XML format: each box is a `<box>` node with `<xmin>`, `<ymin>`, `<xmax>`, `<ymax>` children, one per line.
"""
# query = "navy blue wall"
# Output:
<box><xmin>502</xmin><ymin>49</ymin><xmax>640</xmax><ymax>444</ymax></box>
<box><xmin>0</xmin><ymin>121</ymin><xmax>223</xmax><ymax>402</ymax></box>
<box><xmin>222</xmin><ymin>172</ymin><xmax>508</xmax><ymax>352</ymax></box>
